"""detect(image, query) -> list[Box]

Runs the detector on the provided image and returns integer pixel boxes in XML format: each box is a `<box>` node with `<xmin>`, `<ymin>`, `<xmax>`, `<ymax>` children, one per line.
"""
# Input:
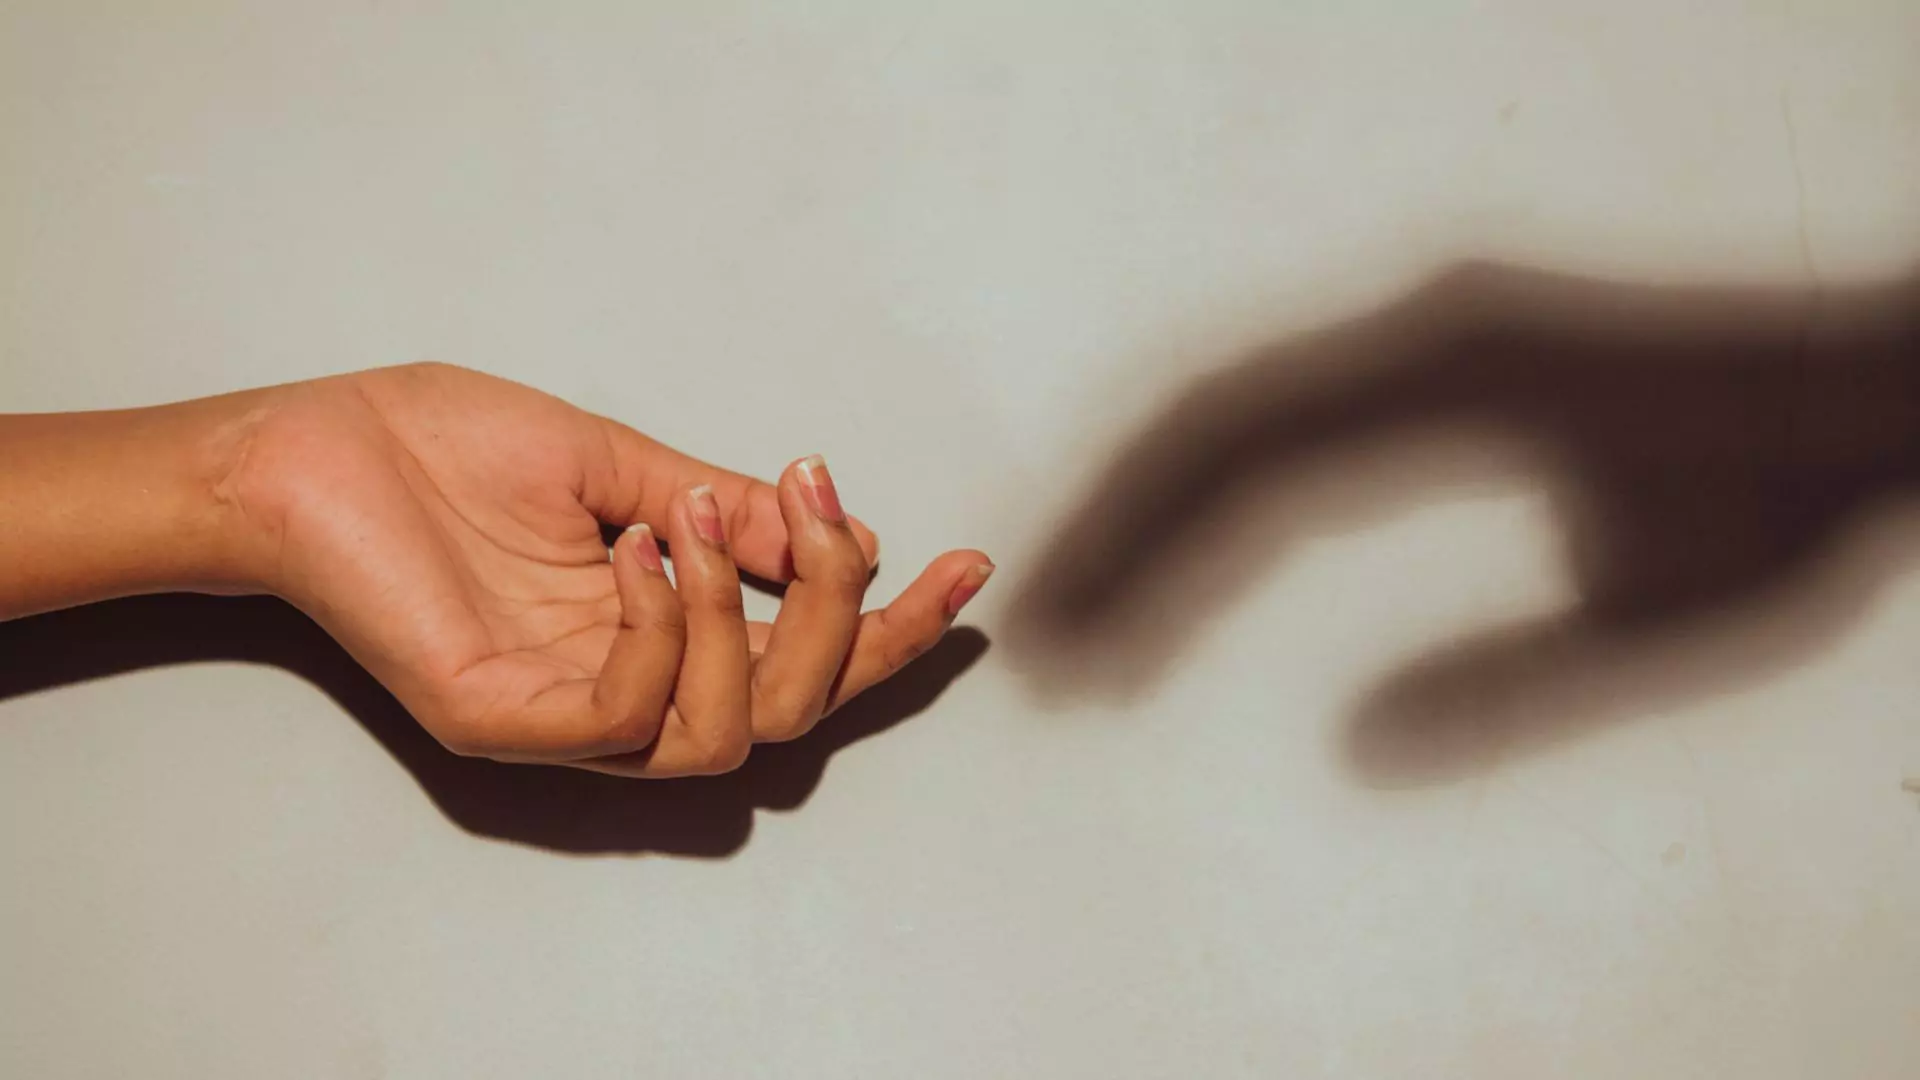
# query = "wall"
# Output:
<box><xmin>4</xmin><ymin>3</ymin><xmax>1919</xmax><ymax>1076</ymax></box>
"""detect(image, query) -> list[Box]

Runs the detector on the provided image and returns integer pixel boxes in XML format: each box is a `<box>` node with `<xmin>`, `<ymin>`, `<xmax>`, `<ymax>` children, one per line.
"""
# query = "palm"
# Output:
<box><xmin>351</xmin><ymin>394</ymin><xmax>624</xmax><ymax>705</ymax></box>
<box><xmin>242</xmin><ymin>364</ymin><xmax>736</xmax><ymax>739</ymax></box>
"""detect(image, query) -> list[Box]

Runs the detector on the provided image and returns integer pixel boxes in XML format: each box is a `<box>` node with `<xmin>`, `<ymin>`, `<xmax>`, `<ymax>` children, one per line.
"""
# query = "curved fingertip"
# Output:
<box><xmin>775</xmin><ymin>455</ymin><xmax>870</xmax><ymax>583</ymax></box>
<box><xmin>658</xmin><ymin>483</ymin><xmax>692</xmax><ymax>546</ymax></box>
<box><xmin>625</xmin><ymin>522</ymin><xmax>666</xmax><ymax>574</ymax></box>
<box><xmin>662</xmin><ymin>482</ymin><xmax>725</xmax><ymax>560</ymax></box>
<box><xmin>771</xmin><ymin>461</ymin><xmax>817</xmax><ymax>557</ymax></box>
<box><xmin>944</xmin><ymin>560</ymin><xmax>995</xmax><ymax>618</ymax></box>
<box><xmin>936</xmin><ymin>547</ymin><xmax>994</xmax><ymax>571</ymax></box>
<box><xmin>609</xmin><ymin>522</ymin><xmax>639</xmax><ymax>592</ymax></box>
<box><xmin>849</xmin><ymin>516</ymin><xmax>881</xmax><ymax>569</ymax></box>
<box><xmin>819</xmin><ymin>550</ymin><xmax>991</xmax><ymax>712</ymax></box>
<box><xmin>611</xmin><ymin>522</ymin><xmax>671</xmax><ymax>614</ymax></box>
<box><xmin>613</xmin><ymin>522</ymin><xmax>665</xmax><ymax>583</ymax></box>
<box><xmin>790</xmin><ymin>454</ymin><xmax>847</xmax><ymax>524</ymax></box>
<box><xmin>899</xmin><ymin>550</ymin><xmax>996</xmax><ymax>619</ymax></box>
<box><xmin>774</xmin><ymin>456</ymin><xmax>817</xmax><ymax>529</ymax></box>
<box><xmin>881</xmin><ymin>549</ymin><xmax>995</xmax><ymax>620</ymax></box>
<box><xmin>778</xmin><ymin>454</ymin><xmax>850</xmax><ymax>531</ymax></box>
<box><xmin>610</xmin><ymin>522</ymin><xmax>664</xmax><ymax>588</ymax></box>
<box><xmin>922</xmin><ymin>548</ymin><xmax>995</xmax><ymax>586</ymax></box>
<box><xmin>687</xmin><ymin>483</ymin><xmax>728</xmax><ymax>549</ymax></box>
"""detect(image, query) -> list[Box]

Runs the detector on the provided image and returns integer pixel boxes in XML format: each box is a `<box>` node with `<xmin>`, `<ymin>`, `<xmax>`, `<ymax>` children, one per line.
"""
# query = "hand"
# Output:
<box><xmin>1012</xmin><ymin>262</ymin><xmax>1920</xmax><ymax>778</ymax></box>
<box><xmin>222</xmin><ymin>362</ymin><xmax>993</xmax><ymax>776</ymax></box>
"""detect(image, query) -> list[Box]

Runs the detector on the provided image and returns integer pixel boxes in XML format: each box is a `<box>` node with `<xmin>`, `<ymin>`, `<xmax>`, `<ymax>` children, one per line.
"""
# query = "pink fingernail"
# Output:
<box><xmin>626</xmin><ymin>523</ymin><xmax>665</xmax><ymax>573</ymax></box>
<box><xmin>795</xmin><ymin>454</ymin><xmax>846</xmax><ymax>523</ymax></box>
<box><xmin>688</xmin><ymin>484</ymin><xmax>727</xmax><ymax>548</ymax></box>
<box><xmin>945</xmin><ymin>562</ymin><xmax>994</xmax><ymax>617</ymax></box>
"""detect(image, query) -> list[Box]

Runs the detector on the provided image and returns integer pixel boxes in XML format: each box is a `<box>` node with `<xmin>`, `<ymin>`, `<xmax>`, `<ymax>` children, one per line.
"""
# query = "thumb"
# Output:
<box><xmin>580</xmin><ymin>415</ymin><xmax>879</xmax><ymax>582</ymax></box>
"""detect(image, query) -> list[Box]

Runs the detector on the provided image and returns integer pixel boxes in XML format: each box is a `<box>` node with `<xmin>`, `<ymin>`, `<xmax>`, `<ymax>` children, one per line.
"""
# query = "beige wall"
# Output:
<box><xmin>4</xmin><ymin>3</ymin><xmax>1919</xmax><ymax>1077</ymax></box>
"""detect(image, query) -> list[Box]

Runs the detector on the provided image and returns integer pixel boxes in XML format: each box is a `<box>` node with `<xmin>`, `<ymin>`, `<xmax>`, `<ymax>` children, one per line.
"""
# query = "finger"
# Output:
<box><xmin>821</xmin><ymin>549</ymin><xmax>994</xmax><ymax>715</ymax></box>
<box><xmin>1345</xmin><ymin>613</ymin><xmax>1631</xmax><ymax>786</ymax></box>
<box><xmin>590</xmin><ymin>524</ymin><xmax>684</xmax><ymax>745</ymax></box>
<box><xmin>583</xmin><ymin>418</ymin><xmax>880</xmax><ymax>580</ymax></box>
<box><xmin>1007</xmin><ymin>304</ymin><xmax>1465</xmax><ymax>645</ymax></box>
<box><xmin>746</xmin><ymin>456</ymin><xmax>872</xmax><ymax>742</ymax></box>
<box><xmin>573</xmin><ymin>547</ymin><xmax>992</xmax><ymax>776</ymax></box>
<box><xmin>636</xmin><ymin>482</ymin><xmax>755</xmax><ymax>776</ymax></box>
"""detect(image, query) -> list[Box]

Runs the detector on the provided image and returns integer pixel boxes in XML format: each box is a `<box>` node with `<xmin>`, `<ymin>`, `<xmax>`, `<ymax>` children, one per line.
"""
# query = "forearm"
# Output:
<box><xmin>0</xmin><ymin>391</ymin><xmax>271</xmax><ymax>620</ymax></box>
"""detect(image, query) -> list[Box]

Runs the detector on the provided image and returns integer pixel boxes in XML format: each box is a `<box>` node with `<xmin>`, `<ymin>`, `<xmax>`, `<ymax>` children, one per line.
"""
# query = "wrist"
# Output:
<box><xmin>172</xmin><ymin>387</ymin><xmax>286</xmax><ymax>596</ymax></box>
<box><xmin>0</xmin><ymin>387</ymin><xmax>282</xmax><ymax>619</ymax></box>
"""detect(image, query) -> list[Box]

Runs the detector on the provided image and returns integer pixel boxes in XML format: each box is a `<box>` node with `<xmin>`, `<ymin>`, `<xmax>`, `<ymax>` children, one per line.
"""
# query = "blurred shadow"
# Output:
<box><xmin>1009</xmin><ymin>261</ymin><xmax>1920</xmax><ymax>786</ymax></box>
<box><xmin>0</xmin><ymin>594</ymin><xmax>987</xmax><ymax>856</ymax></box>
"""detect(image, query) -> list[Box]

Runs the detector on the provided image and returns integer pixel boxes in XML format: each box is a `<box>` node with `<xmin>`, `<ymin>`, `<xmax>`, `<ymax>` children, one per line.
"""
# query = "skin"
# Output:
<box><xmin>0</xmin><ymin>362</ymin><xmax>994</xmax><ymax>777</ymax></box>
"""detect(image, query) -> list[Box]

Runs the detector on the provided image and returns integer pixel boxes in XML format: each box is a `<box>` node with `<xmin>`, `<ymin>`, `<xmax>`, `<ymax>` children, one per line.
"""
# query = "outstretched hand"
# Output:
<box><xmin>1012</xmin><ymin>263</ymin><xmax>1920</xmax><ymax>777</ymax></box>
<box><xmin>223</xmin><ymin>363</ymin><xmax>991</xmax><ymax>776</ymax></box>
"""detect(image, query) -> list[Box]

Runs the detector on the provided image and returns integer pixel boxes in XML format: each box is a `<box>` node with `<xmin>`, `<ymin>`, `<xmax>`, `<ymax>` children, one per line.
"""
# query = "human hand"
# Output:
<box><xmin>219</xmin><ymin>363</ymin><xmax>992</xmax><ymax>776</ymax></box>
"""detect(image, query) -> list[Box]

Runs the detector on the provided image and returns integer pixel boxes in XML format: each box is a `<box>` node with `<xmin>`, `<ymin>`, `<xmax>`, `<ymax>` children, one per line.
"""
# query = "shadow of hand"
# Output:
<box><xmin>0</xmin><ymin>595</ymin><xmax>988</xmax><ymax>856</ymax></box>
<box><xmin>1010</xmin><ymin>262</ymin><xmax>1920</xmax><ymax>784</ymax></box>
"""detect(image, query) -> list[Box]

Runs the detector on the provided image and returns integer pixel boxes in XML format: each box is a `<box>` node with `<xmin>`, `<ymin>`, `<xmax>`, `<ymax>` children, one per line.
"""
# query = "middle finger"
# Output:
<box><xmin>746</xmin><ymin>455</ymin><xmax>871</xmax><ymax>742</ymax></box>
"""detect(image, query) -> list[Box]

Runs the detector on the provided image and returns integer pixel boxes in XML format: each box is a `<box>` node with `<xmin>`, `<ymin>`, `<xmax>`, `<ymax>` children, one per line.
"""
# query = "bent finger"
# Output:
<box><xmin>747</xmin><ymin>456</ymin><xmax>870</xmax><ymax>742</ymax></box>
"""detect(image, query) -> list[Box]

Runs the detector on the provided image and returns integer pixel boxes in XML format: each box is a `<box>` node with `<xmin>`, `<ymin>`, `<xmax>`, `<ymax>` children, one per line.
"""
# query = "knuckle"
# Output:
<box><xmin>762</xmin><ymin>719</ymin><xmax>814</xmax><ymax>744</ymax></box>
<box><xmin>701</xmin><ymin>581</ymin><xmax>747</xmax><ymax>617</ymax></box>
<box><xmin>756</xmin><ymin>724</ymin><xmax>802</xmax><ymax>745</ymax></box>
<box><xmin>751</xmin><ymin>693</ymin><xmax>815</xmax><ymax>743</ymax></box>
<box><xmin>699</xmin><ymin>733</ymin><xmax>752</xmax><ymax>774</ymax></box>
<box><xmin>642</xmin><ymin>606</ymin><xmax>687</xmax><ymax>639</ymax></box>
<box><xmin>609</xmin><ymin>706</ymin><xmax>667</xmax><ymax>749</ymax></box>
<box><xmin>815</xmin><ymin>547</ymin><xmax>873</xmax><ymax>597</ymax></box>
<box><xmin>881</xmin><ymin>632</ymin><xmax>934</xmax><ymax>674</ymax></box>
<box><xmin>824</xmin><ymin>562</ymin><xmax>873</xmax><ymax>598</ymax></box>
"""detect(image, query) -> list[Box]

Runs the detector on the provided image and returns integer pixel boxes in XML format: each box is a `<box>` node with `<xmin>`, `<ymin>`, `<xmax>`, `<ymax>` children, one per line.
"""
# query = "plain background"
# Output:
<box><xmin>4</xmin><ymin>3</ymin><xmax>1919</xmax><ymax>1077</ymax></box>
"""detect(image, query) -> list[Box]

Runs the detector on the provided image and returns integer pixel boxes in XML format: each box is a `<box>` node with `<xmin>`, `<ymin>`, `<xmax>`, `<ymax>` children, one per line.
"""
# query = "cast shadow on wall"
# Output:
<box><xmin>0</xmin><ymin>594</ymin><xmax>987</xmax><ymax>856</ymax></box>
<box><xmin>1009</xmin><ymin>261</ymin><xmax>1920</xmax><ymax>785</ymax></box>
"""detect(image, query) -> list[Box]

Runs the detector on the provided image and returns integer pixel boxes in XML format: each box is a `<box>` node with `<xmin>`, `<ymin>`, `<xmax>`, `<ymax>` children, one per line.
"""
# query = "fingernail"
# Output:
<box><xmin>795</xmin><ymin>454</ymin><xmax>846</xmax><ymax>523</ymax></box>
<box><xmin>687</xmin><ymin>484</ymin><xmax>726</xmax><ymax>548</ymax></box>
<box><xmin>626</xmin><ymin>523</ymin><xmax>665</xmax><ymax>573</ymax></box>
<box><xmin>945</xmin><ymin>562</ymin><xmax>994</xmax><ymax>617</ymax></box>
